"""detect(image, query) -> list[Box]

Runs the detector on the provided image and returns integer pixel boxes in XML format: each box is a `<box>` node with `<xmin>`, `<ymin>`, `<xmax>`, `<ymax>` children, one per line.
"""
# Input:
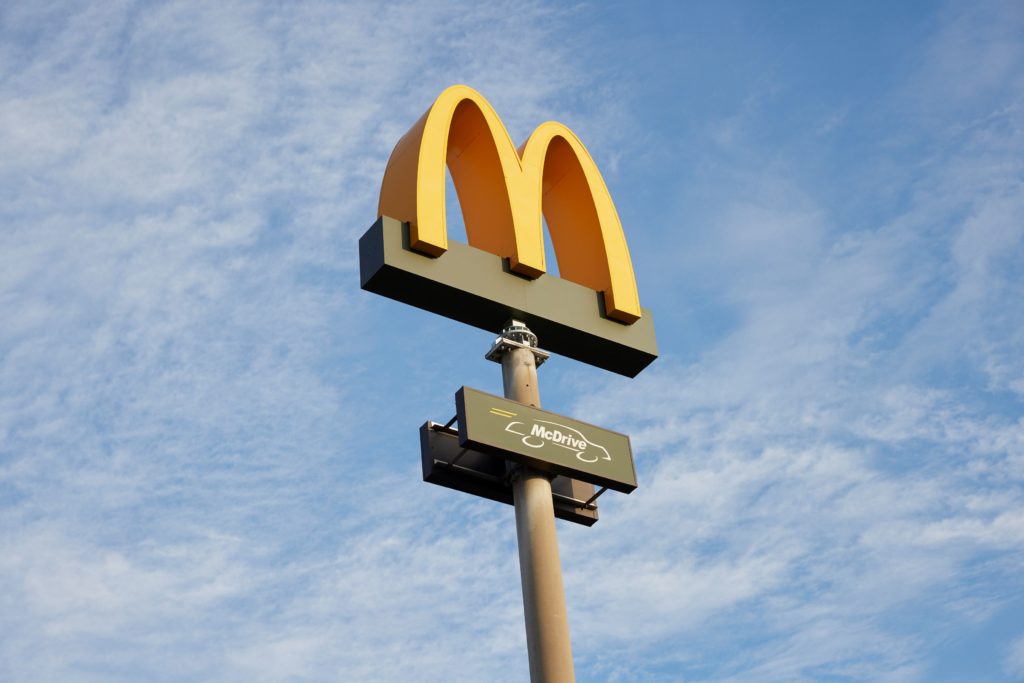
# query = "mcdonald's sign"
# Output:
<box><xmin>359</xmin><ymin>85</ymin><xmax>657</xmax><ymax>376</ymax></box>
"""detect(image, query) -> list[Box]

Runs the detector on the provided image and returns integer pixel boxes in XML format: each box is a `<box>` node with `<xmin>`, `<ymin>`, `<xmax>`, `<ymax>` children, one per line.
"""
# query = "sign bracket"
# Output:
<box><xmin>433</xmin><ymin>458</ymin><xmax>504</xmax><ymax>485</ymax></box>
<box><xmin>553</xmin><ymin>490</ymin><xmax>600</xmax><ymax>511</ymax></box>
<box><xmin>485</xmin><ymin>322</ymin><xmax>550</xmax><ymax>367</ymax></box>
<box><xmin>584</xmin><ymin>486</ymin><xmax>608</xmax><ymax>507</ymax></box>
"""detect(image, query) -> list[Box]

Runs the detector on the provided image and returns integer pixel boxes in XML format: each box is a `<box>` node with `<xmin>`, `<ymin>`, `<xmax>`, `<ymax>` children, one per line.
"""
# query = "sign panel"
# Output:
<box><xmin>456</xmin><ymin>386</ymin><xmax>637</xmax><ymax>493</ymax></box>
<box><xmin>359</xmin><ymin>217</ymin><xmax>658</xmax><ymax>377</ymax></box>
<box><xmin>419</xmin><ymin>421</ymin><xmax>599</xmax><ymax>526</ymax></box>
<box><xmin>360</xmin><ymin>84</ymin><xmax>658</xmax><ymax>378</ymax></box>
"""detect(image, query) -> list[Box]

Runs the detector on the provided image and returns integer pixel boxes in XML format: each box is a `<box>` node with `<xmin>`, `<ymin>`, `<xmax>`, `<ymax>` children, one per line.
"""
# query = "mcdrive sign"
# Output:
<box><xmin>456</xmin><ymin>387</ymin><xmax>637</xmax><ymax>493</ymax></box>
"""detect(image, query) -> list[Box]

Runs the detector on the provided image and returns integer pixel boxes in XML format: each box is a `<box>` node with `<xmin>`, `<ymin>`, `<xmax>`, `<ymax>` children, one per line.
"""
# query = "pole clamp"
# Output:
<box><xmin>485</xmin><ymin>319</ymin><xmax>551</xmax><ymax>366</ymax></box>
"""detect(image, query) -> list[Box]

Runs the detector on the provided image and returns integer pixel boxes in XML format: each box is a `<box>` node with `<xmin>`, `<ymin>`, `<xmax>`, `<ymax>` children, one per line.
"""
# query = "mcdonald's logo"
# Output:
<box><xmin>378</xmin><ymin>84</ymin><xmax>640</xmax><ymax>324</ymax></box>
<box><xmin>359</xmin><ymin>86</ymin><xmax>657</xmax><ymax>377</ymax></box>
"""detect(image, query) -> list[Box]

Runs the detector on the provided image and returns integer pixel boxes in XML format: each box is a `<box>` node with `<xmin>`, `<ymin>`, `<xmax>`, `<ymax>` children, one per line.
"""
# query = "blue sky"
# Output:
<box><xmin>2</xmin><ymin>1</ymin><xmax>1022</xmax><ymax>681</ymax></box>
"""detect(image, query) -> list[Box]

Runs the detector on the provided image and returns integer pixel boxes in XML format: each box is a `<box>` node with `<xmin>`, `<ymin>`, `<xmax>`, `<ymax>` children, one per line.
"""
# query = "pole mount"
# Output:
<box><xmin>485</xmin><ymin>319</ymin><xmax>551</xmax><ymax>367</ymax></box>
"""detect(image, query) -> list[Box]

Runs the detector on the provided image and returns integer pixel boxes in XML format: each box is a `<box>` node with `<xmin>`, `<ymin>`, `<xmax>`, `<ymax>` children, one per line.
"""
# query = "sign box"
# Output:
<box><xmin>420</xmin><ymin>421</ymin><xmax>599</xmax><ymax>526</ymax></box>
<box><xmin>359</xmin><ymin>217</ymin><xmax>658</xmax><ymax>377</ymax></box>
<box><xmin>456</xmin><ymin>386</ymin><xmax>637</xmax><ymax>493</ymax></box>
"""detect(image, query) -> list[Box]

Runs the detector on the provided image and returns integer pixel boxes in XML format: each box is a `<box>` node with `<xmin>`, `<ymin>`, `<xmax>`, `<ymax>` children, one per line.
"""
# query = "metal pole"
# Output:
<box><xmin>493</xmin><ymin>321</ymin><xmax>576</xmax><ymax>683</ymax></box>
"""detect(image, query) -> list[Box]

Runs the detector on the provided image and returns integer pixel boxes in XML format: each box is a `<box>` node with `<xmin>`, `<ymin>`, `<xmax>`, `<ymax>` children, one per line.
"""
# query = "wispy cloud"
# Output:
<box><xmin>560</xmin><ymin>1</ymin><xmax>1024</xmax><ymax>680</ymax></box>
<box><xmin>1006</xmin><ymin>634</ymin><xmax>1024</xmax><ymax>680</ymax></box>
<box><xmin>0</xmin><ymin>1</ymin><xmax>601</xmax><ymax>681</ymax></box>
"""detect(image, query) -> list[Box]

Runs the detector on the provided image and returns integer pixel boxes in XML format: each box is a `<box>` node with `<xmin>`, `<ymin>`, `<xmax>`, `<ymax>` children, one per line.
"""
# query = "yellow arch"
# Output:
<box><xmin>378</xmin><ymin>85</ymin><xmax>641</xmax><ymax>323</ymax></box>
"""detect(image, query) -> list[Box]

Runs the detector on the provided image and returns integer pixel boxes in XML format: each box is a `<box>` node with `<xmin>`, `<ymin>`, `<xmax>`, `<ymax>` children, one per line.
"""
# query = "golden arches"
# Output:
<box><xmin>378</xmin><ymin>85</ymin><xmax>641</xmax><ymax>324</ymax></box>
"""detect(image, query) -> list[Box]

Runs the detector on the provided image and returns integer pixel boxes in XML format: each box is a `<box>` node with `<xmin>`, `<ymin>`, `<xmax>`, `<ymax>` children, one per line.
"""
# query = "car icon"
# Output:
<box><xmin>504</xmin><ymin>419</ymin><xmax>611</xmax><ymax>464</ymax></box>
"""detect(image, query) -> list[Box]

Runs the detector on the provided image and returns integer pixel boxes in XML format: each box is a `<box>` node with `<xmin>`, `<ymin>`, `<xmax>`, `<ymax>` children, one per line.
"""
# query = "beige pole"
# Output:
<box><xmin>496</xmin><ymin>321</ymin><xmax>576</xmax><ymax>683</ymax></box>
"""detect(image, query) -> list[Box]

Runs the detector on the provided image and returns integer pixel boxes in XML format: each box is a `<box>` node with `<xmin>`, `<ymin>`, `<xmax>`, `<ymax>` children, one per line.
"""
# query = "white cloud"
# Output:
<box><xmin>0</xmin><ymin>1</ymin><xmax>602</xmax><ymax>681</ymax></box>
<box><xmin>554</xmin><ymin>3</ymin><xmax>1024</xmax><ymax>680</ymax></box>
<box><xmin>1006</xmin><ymin>634</ymin><xmax>1024</xmax><ymax>680</ymax></box>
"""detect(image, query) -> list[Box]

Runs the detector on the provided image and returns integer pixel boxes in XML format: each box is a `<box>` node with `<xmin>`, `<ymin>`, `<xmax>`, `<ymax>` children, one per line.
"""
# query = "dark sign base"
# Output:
<box><xmin>360</xmin><ymin>217</ymin><xmax>658</xmax><ymax>377</ymax></box>
<box><xmin>420</xmin><ymin>422</ymin><xmax>599</xmax><ymax>526</ymax></box>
